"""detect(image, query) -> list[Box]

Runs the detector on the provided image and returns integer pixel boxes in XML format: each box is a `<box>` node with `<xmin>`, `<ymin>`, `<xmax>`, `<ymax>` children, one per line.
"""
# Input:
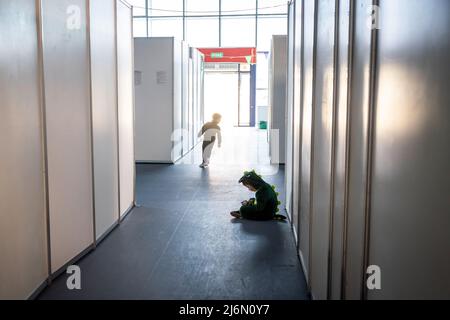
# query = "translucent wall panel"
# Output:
<box><xmin>150</xmin><ymin>0</ymin><xmax>183</xmax><ymax>17</ymax></box>
<box><xmin>258</xmin><ymin>0</ymin><xmax>288</xmax><ymax>15</ymax></box>
<box><xmin>90</xmin><ymin>0</ymin><xmax>120</xmax><ymax>240</ymax></box>
<box><xmin>41</xmin><ymin>0</ymin><xmax>94</xmax><ymax>272</ymax></box>
<box><xmin>256</xmin><ymin>52</ymin><xmax>269</xmax><ymax>111</ymax></box>
<box><xmin>0</xmin><ymin>0</ymin><xmax>48</xmax><ymax>299</ymax></box>
<box><xmin>257</xmin><ymin>16</ymin><xmax>287</xmax><ymax>51</ymax></box>
<box><xmin>221</xmin><ymin>16</ymin><xmax>256</xmax><ymax>47</ymax></box>
<box><xmin>185</xmin><ymin>17</ymin><xmax>219</xmax><ymax>47</ymax></box>
<box><xmin>221</xmin><ymin>0</ymin><xmax>256</xmax><ymax>15</ymax></box>
<box><xmin>193</xmin><ymin>50</ymin><xmax>203</xmax><ymax>143</ymax></box>
<box><xmin>117</xmin><ymin>0</ymin><xmax>136</xmax><ymax>216</ymax></box>
<box><xmin>133</xmin><ymin>17</ymin><xmax>147</xmax><ymax>37</ymax></box>
<box><xmin>128</xmin><ymin>0</ymin><xmax>146</xmax><ymax>16</ymax></box>
<box><xmin>149</xmin><ymin>18</ymin><xmax>183</xmax><ymax>40</ymax></box>
<box><xmin>185</xmin><ymin>0</ymin><xmax>219</xmax><ymax>16</ymax></box>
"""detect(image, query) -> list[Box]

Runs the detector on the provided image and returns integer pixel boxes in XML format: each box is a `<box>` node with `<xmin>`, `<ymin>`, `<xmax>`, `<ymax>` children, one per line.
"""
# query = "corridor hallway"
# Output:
<box><xmin>38</xmin><ymin>128</ymin><xmax>309</xmax><ymax>300</ymax></box>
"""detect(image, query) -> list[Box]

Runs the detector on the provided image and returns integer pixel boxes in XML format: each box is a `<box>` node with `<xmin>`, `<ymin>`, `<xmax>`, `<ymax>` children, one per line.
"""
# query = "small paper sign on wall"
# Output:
<box><xmin>135</xmin><ymin>71</ymin><xmax>142</xmax><ymax>86</ymax></box>
<box><xmin>156</xmin><ymin>71</ymin><xmax>168</xmax><ymax>85</ymax></box>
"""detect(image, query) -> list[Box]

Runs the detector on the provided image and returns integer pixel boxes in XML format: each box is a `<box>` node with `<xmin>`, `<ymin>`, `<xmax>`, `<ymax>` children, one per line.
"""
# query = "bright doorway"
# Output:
<box><xmin>204</xmin><ymin>63</ymin><xmax>252</xmax><ymax>128</ymax></box>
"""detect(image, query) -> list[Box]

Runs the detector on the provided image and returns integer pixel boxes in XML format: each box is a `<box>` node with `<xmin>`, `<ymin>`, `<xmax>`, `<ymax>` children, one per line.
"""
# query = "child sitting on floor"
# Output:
<box><xmin>230</xmin><ymin>170</ymin><xmax>287</xmax><ymax>221</ymax></box>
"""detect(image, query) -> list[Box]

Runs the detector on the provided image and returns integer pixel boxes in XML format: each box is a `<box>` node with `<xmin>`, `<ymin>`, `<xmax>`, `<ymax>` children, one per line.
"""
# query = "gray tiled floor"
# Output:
<box><xmin>38</xmin><ymin>128</ymin><xmax>309</xmax><ymax>300</ymax></box>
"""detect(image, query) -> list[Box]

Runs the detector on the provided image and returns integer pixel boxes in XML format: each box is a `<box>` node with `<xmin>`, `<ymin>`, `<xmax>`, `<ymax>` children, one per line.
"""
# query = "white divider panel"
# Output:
<box><xmin>344</xmin><ymin>0</ymin><xmax>374</xmax><ymax>299</ymax></box>
<box><xmin>269</xmin><ymin>35</ymin><xmax>287</xmax><ymax>165</ymax></box>
<box><xmin>369</xmin><ymin>0</ymin><xmax>450</xmax><ymax>299</ymax></box>
<box><xmin>173</xmin><ymin>39</ymin><xmax>183</xmax><ymax>162</ymax></box>
<box><xmin>310</xmin><ymin>0</ymin><xmax>336</xmax><ymax>300</ymax></box>
<box><xmin>292</xmin><ymin>0</ymin><xmax>303</xmax><ymax>250</ymax></box>
<box><xmin>188</xmin><ymin>53</ymin><xmax>194</xmax><ymax>150</ymax></box>
<box><xmin>117</xmin><ymin>0</ymin><xmax>135</xmax><ymax>216</ymax></box>
<box><xmin>90</xmin><ymin>0</ymin><xmax>120</xmax><ymax>238</ymax></box>
<box><xmin>41</xmin><ymin>0</ymin><xmax>94</xmax><ymax>273</ymax></box>
<box><xmin>181</xmin><ymin>42</ymin><xmax>190</xmax><ymax>156</ymax></box>
<box><xmin>285</xmin><ymin>1</ymin><xmax>295</xmax><ymax>221</ymax></box>
<box><xmin>193</xmin><ymin>50</ymin><xmax>200</xmax><ymax>144</ymax></box>
<box><xmin>195</xmin><ymin>50</ymin><xmax>203</xmax><ymax>144</ymax></box>
<box><xmin>134</xmin><ymin>38</ymin><xmax>174</xmax><ymax>162</ymax></box>
<box><xmin>0</xmin><ymin>0</ymin><xmax>49</xmax><ymax>299</ymax></box>
<box><xmin>299</xmin><ymin>0</ymin><xmax>317</xmax><ymax>283</ymax></box>
<box><xmin>330</xmin><ymin>0</ymin><xmax>351</xmax><ymax>300</ymax></box>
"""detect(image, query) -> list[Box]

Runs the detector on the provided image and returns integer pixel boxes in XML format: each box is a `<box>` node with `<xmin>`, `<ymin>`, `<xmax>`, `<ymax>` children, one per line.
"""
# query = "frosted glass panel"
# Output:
<box><xmin>128</xmin><ymin>0</ymin><xmax>146</xmax><ymax>16</ymax></box>
<box><xmin>149</xmin><ymin>0</ymin><xmax>183</xmax><ymax>17</ymax></box>
<box><xmin>149</xmin><ymin>18</ymin><xmax>183</xmax><ymax>40</ymax></box>
<box><xmin>186</xmin><ymin>0</ymin><xmax>219</xmax><ymax>16</ymax></box>
<box><xmin>257</xmin><ymin>16</ymin><xmax>287</xmax><ymax>51</ymax></box>
<box><xmin>133</xmin><ymin>18</ymin><xmax>147</xmax><ymax>37</ymax></box>
<box><xmin>221</xmin><ymin>0</ymin><xmax>256</xmax><ymax>15</ymax></box>
<box><xmin>221</xmin><ymin>16</ymin><xmax>256</xmax><ymax>47</ymax></box>
<box><xmin>185</xmin><ymin>17</ymin><xmax>219</xmax><ymax>47</ymax></box>
<box><xmin>258</xmin><ymin>0</ymin><xmax>288</xmax><ymax>14</ymax></box>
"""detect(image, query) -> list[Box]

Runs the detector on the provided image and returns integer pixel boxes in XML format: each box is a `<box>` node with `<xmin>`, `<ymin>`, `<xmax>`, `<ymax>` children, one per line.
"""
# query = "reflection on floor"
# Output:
<box><xmin>38</xmin><ymin>128</ymin><xmax>309</xmax><ymax>300</ymax></box>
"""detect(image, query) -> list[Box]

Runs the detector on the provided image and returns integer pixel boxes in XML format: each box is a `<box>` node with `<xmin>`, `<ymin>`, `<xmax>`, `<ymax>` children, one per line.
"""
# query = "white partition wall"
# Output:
<box><xmin>367</xmin><ymin>0</ymin><xmax>450</xmax><ymax>300</ymax></box>
<box><xmin>188</xmin><ymin>48</ymin><xmax>194</xmax><ymax>150</ymax></box>
<box><xmin>135</xmin><ymin>37</ymin><xmax>176</xmax><ymax>163</ymax></box>
<box><xmin>292</xmin><ymin>0</ymin><xmax>303</xmax><ymax>256</ymax></box>
<box><xmin>90</xmin><ymin>0</ymin><xmax>120</xmax><ymax>238</ymax></box>
<box><xmin>117</xmin><ymin>0</ymin><xmax>135</xmax><ymax>216</ymax></box>
<box><xmin>181</xmin><ymin>42</ymin><xmax>190</xmax><ymax>156</ymax></box>
<box><xmin>268</xmin><ymin>35</ymin><xmax>287</xmax><ymax>165</ymax></box>
<box><xmin>173</xmin><ymin>39</ymin><xmax>183</xmax><ymax>161</ymax></box>
<box><xmin>41</xmin><ymin>0</ymin><xmax>94</xmax><ymax>273</ymax></box>
<box><xmin>299</xmin><ymin>0</ymin><xmax>317</xmax><ymax>286</ymax></box>
<box><xmin>187</xmin><ymin>47</ymin><xmax>204</xmax><ymax>150</ymax></box>
<box><xmin>193</xmin><ymin>49</ymin><xmax>204</xmax><ymax>144</ymax></box>
<box><xmin>285</xmin><ymin>1</ymin><xmax>295</xmax><ymax>222</ymax></box>
<box><xmin>344</xmin><ymin>0</ymin><xmax>374</xmax><ymax>299</ymax></box>
<box><xmin>0</xmin><ymin>0</ymin><xmax>49</xmax><ymax>299</ymax></box>
<box><xmin>309</xmin><ymin>0</ymin><xmax>337</xmax><ymax>300</ymax></box>
<box><xmin>0</xmin><ymin>0</ymin><xmax>135</xmax><ymax>299</ymax></box>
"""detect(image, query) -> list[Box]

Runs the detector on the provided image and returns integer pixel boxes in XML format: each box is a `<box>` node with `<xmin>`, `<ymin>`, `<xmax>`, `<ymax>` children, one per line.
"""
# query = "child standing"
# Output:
<box><xmin>198</xmin><ymin>113</ymin><xmax>222</xmax><ymax>168</ymax></box>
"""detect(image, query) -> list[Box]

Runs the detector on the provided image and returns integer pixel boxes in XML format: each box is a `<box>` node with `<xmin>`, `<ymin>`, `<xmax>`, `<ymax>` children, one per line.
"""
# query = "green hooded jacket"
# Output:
<box><xmin>238</xmin><ymin>171</ymin><xmax>283</xmax><ymax>221</ymax></box>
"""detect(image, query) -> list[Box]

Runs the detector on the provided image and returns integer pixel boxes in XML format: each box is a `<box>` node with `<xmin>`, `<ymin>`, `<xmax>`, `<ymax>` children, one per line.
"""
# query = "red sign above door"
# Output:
<box><xmin>198</xmin><ymin>48</ymin><xmax>257</xmax><ymax>64</ymax></box>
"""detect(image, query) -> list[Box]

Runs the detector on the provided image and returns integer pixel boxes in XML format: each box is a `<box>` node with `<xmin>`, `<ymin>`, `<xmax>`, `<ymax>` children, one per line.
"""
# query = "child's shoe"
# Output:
<box><xmin>230</xmin><ymin>211</ymin><xmax>242</xmax><ymax>219</ymax></box>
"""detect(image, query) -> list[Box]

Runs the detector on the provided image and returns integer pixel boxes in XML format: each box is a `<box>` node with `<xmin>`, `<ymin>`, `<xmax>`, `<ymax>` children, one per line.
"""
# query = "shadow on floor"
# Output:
<box><xmin>38</xmin><ymin>163</ymin><xmax>309</xmax><ymax>300</ymax></box>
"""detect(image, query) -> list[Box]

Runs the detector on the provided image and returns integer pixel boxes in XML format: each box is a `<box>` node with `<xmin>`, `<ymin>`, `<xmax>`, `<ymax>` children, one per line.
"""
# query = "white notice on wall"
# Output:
<box><xmin>135</xmin><ymin>71</ymin><xmax>142</xmax><ymax>86</ymax></box>
<box><xmin>156</xmin><ymin>71</ymin><xmax>168</xmax><ymax>85</ymax></box>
